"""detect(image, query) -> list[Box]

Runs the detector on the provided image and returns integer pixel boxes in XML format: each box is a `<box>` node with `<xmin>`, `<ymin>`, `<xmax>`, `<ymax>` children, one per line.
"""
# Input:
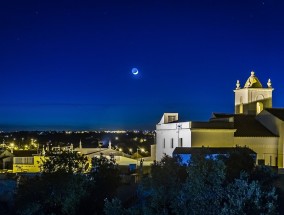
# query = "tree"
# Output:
<box><xmin>15</xmin><ymin>151</ymin><xmax>89</xmax><ymax>215</ymax></box>
<box><xmin>137</xmin><ymin>155</ymin><xmax>186</xmax><ymax>215</ymax></box>
<box><xmin>172</xmin><ymin>153</ymin><xmax>226</xmax><ymax>215</ymax></box>
<box><xmin>221</xmin><ymin>176</ymin><xmax>278</xmax><ymax>215</ymax></box>
<box><xmin>15</xmin><ymin>173</ymin><xmax>88</xmax><ymax>215</ymax></box>
<box><xmin>79</xmin><ymin>154</ymin><xmax>121</xmax><ymax>215</ymax></box>
<box><xmin>221</xmin><ymin>146</ymin><xmax>255</xmax><ymax>182</ymax></box>
<box><xmin>40</xmin><ymin>150</ymin><xmax>88</xmax><ymax>174</ymax></box>
<box><xmin>134</xmin><ymin>152</ymin><xmax>278</xmax><ymax>215</ymax></box>
<box><xmin>104</xmin><ymin>198</ymin><xmax>140</xmax><ymax>215</ymax></box>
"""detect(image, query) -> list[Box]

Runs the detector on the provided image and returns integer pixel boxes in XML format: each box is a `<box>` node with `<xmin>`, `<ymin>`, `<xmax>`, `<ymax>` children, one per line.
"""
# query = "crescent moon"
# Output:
<box><xmin>132</xmin><ymin>68</ymin><xmax>139</xmax><ymax>75</ymax></box>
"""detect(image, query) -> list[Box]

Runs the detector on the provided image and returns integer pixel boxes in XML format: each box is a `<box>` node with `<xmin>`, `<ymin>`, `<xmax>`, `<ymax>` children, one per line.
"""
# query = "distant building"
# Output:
<box><xmin>11</xmin><ymin>150</ymin><xmax>44</xmax><ymax>173</ymax></box>
<box><xmin>156</xmin><ymin>71</ymin><xmax>284</xmax><ymax>171</ymax></box>
<box><xmin>74</xmin><ymin>140</ymin><xmax>153</xmax><ymax>166</ymax></box>
<box><xmin>0</xmin><ymin>150</ymin><xmax>14</xmax><ymax>170</ymax></box>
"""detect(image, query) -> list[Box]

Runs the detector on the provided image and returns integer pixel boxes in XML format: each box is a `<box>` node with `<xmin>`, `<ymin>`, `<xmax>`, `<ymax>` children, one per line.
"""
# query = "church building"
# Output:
<box><xmin>155</xmin><ymin>71</ymin><xmax>284</xmax><ymax>170</ymax></box>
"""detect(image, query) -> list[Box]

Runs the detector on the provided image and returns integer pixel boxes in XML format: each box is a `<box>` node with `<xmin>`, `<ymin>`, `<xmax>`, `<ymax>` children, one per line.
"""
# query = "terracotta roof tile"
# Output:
<box><xmin>265</xmin><ymin>108</ymin><xmax>284</xmax><ymax>121</ymax></box>
<box><xmin>212</xmin><ymin>114</ymin><xmax>277</xmax><ymax>137</ymax></box>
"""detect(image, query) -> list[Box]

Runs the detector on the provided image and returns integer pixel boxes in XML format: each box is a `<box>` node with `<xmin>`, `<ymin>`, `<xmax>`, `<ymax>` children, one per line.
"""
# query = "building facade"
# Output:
<box><xmin>156</xmin><ymin>71</ymin><xmax>284</xmax><ymax>170</ymax></box>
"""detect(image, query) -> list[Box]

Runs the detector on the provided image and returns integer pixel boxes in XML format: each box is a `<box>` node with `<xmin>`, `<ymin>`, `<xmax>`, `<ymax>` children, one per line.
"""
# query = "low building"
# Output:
<box><xmin>0</xmin><ymin>150</ymin><xmax>14</xmax><ymax>170</ymax></box>
<box><xmin>74</xmin><ymin>140</ymin><xmax>153</xmax><ymax>167</ymax></box>
<box><xmin>12</xmin><ymin>150</ymin><xmax>44</xmax><ymax>173</ymax></box>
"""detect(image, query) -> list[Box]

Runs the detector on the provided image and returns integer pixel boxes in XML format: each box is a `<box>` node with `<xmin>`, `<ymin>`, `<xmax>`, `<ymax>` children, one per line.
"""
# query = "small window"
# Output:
<box><xmin>240</xmin><ymin>103</ymin><xmax>243</xmax><ymax>114</ymax></box>
<box><xmin>14</xmin><ymin>157</ymin><xmax>34</xmax><ymax>165</ymax></box>
<box><xmin>256</xmin><ymin>102</ymin><xmax>263</xmax><ymax>114</ymax></box>
<box><xmin>168</xmin><ymin>116</ymin><xmax>176</xmax><ymax>123</ymax></box>
<box><xmin>163</xmin><ymin>138</ymin><xmax>165</xmax><ymax>148</ymax></box>
<box><xmin>171</xmin><ymin>138</ymin><xmax>174</xmax><ymax>148</ymax></box>
<box><xmin>239</xmin><ymin>97</ymin><xmax>243</xmax><ymax>114</ymax></box>
<box><xmin>178</xmin><ymin>138</ymin><xmax>183</xmax><ymax>147</ymax></box>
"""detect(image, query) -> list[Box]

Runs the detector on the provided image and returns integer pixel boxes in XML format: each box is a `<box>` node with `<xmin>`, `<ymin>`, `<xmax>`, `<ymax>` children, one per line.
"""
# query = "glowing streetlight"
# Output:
<box><xmin>10</xmin><ymin>143</ymin><xmax>15</xmax><ymax>153</ymax></box>
<box><xmin>136</xmin><ymin>147</ymin><xmax>144</xmax><ymax>167</ymax></box>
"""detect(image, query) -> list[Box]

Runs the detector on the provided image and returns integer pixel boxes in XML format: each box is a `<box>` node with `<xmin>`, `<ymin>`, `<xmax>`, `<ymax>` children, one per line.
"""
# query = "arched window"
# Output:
<box><xmin>239</xmin><ymin>96</ymin><xmax>243</xmax><ymax>114</ymax></box>
<box><xmin>256</xmin><ymin>102</ymin><xmax>263</xmax><ymax>114</ymax></box>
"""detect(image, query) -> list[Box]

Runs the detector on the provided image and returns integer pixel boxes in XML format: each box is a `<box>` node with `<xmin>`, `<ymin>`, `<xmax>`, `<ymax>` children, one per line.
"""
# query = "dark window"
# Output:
<box><xmin>171</xmin><ymin>138</ymin><xmax>174</xmax><ymax>148</ymax></box>
<box><xmin>178</xmin><ymin>138</ymin><xmax>183</xmax><ymax>147</ymax></box>
<box><xmin>258</xmin><ymin>159</ymin><xmax>265</xmax><ymax>165</ymax></box>
<box><xmin>14</xmin><ymin>157</ymin><xmax>34</xmax><ymax>165</ymax></box>
<box><xmin>168</xmin><ymin>116</ymin><xmax>176</xmax><ymax>122</ymax></box>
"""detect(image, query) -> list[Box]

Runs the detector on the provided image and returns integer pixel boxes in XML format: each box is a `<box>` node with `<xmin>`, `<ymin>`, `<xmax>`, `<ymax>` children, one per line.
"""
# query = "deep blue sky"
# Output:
<box><xmin>1</xmin><ymin>0</ymin><xmax>284</xmax><ymax>131</ymax></box>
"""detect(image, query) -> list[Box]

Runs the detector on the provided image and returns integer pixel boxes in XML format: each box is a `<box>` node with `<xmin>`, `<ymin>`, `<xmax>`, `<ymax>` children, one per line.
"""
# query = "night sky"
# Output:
<box><xmin>1</xmin><ymin>0</ymin><xmax>284</xmax><ymax>131</ymax></box>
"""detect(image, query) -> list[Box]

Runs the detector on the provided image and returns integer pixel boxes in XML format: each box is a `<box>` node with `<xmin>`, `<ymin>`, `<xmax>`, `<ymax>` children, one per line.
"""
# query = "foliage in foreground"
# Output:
<box><xmin>14</xmin><ymin>152</ymin><xmax>121</xmax><ymax>215</ymax></box>
<box><xmin>105</xmin><ymin>152</ymin><xmax>279</xmax><ymax>215</ymax></box>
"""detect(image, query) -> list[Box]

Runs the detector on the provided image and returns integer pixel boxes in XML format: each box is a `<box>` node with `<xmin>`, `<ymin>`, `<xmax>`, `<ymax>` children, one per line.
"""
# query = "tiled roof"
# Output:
<box><xmin>173</xmin><ymin>147</ymin><xmax>256</xmax><ymax>155</ymax></box>
<box><xmin>233</xmin><ymin>115</ymin><xmax>277</xmax><ymax>137</ymax></box>
<box><xmin>212</xmin><ymin>113</ymin><xmax>277</xmax><ymax>137</ymax></box>
<box><xmin>190</xmin><ymin>121</ymin><xmax>234</xmax><ymax>129</ymax></box>
<box><xmin>12</xmin><ymin>150</ymin><xmax>38</xmax><ymax>157</ymax></box>
<box><xmin>82</xmin><ymin>148</ymin><xmax>127</xmax><ymax>157</ymax></box>
<box><xmin>265</xmin><ymin>108</ymin><xmax>284</xmax><ymax>121</ymax></box>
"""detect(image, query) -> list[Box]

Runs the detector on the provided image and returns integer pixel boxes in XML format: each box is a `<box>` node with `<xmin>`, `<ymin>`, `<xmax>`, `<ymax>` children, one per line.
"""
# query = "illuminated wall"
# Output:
<box><xmin>234</xmin><ymin>88</ymin><xmax>273</xmax><ymax>115</ymax></box>
<box><xmin>13</xmin><ymin>156</ymin><xmax>45</xmax><ymax>173</ymax></box>
<box><xmin>191</xmin><ymin>129</ymin><xmax>235</xmax><ymax>147</ymax></box>
<box><xmin>234</xmin><ymin>137</ymin><xmax>278</xmax><ymax>166</ymax></box>
<box><xmin>156</xmin><ymin>114</ymin><xmax>191</xmax><ymax>161</ymax></box>
<box><xmin>257</xmin><ymin>110</ymin><xmax>284</xmax><ymax>168</ymax></box>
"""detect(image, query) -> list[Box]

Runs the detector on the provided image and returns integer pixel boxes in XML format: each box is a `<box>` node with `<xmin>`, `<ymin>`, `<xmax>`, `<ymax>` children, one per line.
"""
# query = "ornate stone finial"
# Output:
<box><xmin>267</xmin><ymin>78</ymin><xmax>272</xmax><ymax>88</ymax></box>
<box><xmin>244</xmin><ymin>71</ymin><xmax>262</xmax><ymax>88</ymax></box>
<box><xmin>236</xmin><ymin>80</ymin><xmax>240</xmax><ymax>89</ymax></box>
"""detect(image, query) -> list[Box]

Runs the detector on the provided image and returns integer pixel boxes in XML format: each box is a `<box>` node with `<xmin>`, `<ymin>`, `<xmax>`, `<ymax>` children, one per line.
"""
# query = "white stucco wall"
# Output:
<box><xmin>156</xmin><ymin>121</ymin><xmax>191</xmax><ymax>161</ymax></box>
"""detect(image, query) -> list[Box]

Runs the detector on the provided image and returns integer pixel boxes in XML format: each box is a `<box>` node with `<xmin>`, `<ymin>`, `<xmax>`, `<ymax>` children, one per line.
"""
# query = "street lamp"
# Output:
<box><xmin>10</xmin><ymin>143</ymin><xmax>15</xmax><ymax>153</ymax></box>
<box><xmin>136</xmin><ymin>147</ymin><xmax>144</xmax><ymax>166</ymax></box>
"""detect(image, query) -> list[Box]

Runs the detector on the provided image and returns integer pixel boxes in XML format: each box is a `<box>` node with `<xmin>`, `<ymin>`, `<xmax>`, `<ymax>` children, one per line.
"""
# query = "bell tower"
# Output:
<box><xmin>234</xmin><ymin>71</ymin><xmax>273</xmax><ymax>115</ymax></box>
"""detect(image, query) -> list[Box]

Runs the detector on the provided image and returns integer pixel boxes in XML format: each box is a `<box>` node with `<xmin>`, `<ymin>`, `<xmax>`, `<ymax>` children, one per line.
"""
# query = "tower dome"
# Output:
<box><xmin>244</xmin><ymin>71</ymin><xmax>263</xmax><ymax>88</ymax></box>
